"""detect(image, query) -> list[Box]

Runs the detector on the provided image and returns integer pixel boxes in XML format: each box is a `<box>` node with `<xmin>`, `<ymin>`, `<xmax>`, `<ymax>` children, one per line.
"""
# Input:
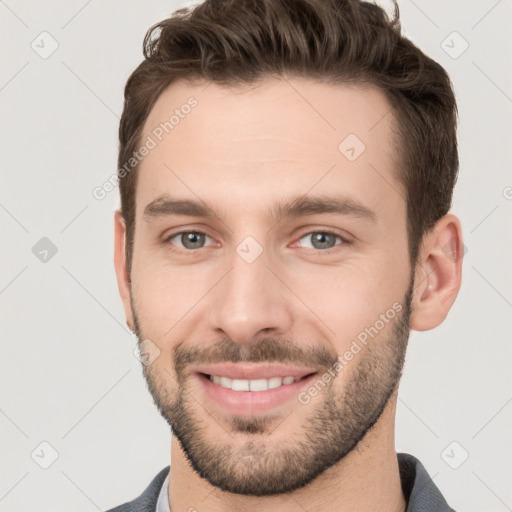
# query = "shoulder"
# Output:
<box><xmin>397</xmin><ymin>453</ymin><xmax>456</xmax><ymax>512</ymax></box>
<box><xmin>105</xmin><ymin>466</ymin><xmax>170</xmax><ymax>512</ymax></box>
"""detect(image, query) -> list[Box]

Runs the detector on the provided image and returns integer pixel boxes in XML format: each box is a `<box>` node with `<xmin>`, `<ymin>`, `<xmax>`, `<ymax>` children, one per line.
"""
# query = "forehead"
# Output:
<box><xmin>136</xmin><ymin>77</ymin><xmax>404</xmax><ymax>220</ymax></box>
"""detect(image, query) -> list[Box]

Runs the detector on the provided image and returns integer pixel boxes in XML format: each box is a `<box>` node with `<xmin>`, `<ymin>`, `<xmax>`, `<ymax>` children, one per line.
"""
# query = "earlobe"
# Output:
<box><xmin>409</xmin><ymin>214</ymin><xmax>464</xmax><ymax>332</ymax></box>
<box><xmin>113</xmin><ymin>209</ymin><xmax>135</xmax><ymax>332</ymax></box>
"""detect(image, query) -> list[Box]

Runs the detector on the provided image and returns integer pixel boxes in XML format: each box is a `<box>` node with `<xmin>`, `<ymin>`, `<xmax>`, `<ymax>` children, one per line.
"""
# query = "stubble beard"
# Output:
<box><xmin>132</xmin><ymin>281</ymin><xmax>413</xmax><ymax>496</ymax></box>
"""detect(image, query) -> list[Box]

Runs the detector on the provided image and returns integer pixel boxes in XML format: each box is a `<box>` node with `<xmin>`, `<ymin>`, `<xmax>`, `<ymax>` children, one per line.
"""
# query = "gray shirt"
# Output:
<box><xmin>107</xmin><ymin>452</ymin><xmax>456</xmax><ymax>511</ymax></box>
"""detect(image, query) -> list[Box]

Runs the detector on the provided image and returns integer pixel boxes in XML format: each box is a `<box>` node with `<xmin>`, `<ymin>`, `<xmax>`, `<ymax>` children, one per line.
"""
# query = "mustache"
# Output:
<box><xmin>173</xmin><ymin>337</ymin><xmax>339</xmax><ymax>376</ymax></box>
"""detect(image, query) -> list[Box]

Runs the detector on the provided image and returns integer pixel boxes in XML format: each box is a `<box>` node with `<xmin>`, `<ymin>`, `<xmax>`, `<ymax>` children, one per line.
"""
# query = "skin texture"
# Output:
<box><xmin>114</xmin><ymin>76</ymin><xmax>463</xmax><ymax>512</ymax></box>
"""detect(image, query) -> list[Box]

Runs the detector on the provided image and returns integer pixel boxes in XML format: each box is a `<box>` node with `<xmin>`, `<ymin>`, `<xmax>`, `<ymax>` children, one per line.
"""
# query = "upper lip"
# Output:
<box><xmin>193</xmin><ymin>363</ymin><xmax>318</xmax><ymax>380</ymax></box>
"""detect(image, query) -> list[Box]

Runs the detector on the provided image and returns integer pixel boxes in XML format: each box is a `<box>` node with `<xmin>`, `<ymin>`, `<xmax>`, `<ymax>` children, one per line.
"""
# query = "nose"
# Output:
<box><xmin>207</xmin><ymin>247</ymin><xmax>294</xmax><ymax>345</ymax></box>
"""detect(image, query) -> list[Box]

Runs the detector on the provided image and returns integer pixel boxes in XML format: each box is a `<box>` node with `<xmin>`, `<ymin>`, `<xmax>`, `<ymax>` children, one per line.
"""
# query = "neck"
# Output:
<box><xmin>168</xmin><ymin>393</ymin><xmax>406</xmax><ymax>512</ymax></box>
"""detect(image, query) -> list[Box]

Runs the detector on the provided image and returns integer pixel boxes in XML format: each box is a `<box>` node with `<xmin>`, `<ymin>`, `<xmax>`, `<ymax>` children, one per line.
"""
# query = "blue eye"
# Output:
<box><xmin>297</xmin><ymin>231</ymin><xmax>346</xmax><ymax>250</ymax></box>
<box><xmin>166</xmin><ymin>231</ymin><xmax>215</xmax><ymax>250</ymax></box>
<box><xmin>164</xmin><ymin>229</ymin><xmax>348</xmax><ymax>253</ymax></box>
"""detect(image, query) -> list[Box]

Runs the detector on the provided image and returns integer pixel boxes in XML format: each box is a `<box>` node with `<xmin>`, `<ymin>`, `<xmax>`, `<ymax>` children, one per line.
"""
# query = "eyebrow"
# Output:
<box><xmin>143</xmin><ymin>193</ymin><xmax>377</xmax><ymax>224</ymax></box>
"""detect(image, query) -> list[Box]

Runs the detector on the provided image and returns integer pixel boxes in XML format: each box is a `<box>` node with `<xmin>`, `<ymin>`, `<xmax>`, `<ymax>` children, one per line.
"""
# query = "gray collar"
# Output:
<box><xmin>111</xmin><ymin>451</ymin><xmax>455</xmax><ymax>512</ymax></box>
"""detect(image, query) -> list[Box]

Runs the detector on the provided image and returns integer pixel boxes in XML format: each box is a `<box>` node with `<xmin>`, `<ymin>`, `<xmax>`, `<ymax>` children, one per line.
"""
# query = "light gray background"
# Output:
<box><xmin>1</xmin><ymin>1</ymin><xmax>511</xmax><ymax>511</ymax></box>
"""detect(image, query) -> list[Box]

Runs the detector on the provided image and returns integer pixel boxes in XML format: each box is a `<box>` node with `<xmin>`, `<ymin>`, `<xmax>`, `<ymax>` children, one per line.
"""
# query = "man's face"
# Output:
<box><xmin>125</xmin><ymin>77</ymin><xmax>414</xmax><ymax>495</ymax></box>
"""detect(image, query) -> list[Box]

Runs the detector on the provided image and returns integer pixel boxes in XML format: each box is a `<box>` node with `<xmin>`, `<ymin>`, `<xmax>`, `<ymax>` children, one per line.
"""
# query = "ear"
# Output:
<box><xmin>410</xmin><ymin>213</ymin><xmax>464</xmax><ymax>331</ymax></box>
<box><xmin>113</xmin><ymin>209</ymin><xmax>135</xmax><ymax>332</ymax></box>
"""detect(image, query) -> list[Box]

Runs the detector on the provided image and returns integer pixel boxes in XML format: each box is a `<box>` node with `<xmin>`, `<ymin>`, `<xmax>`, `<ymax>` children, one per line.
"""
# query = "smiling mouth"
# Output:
<box><xmin>194</xmin><ymin>370</ymin><xmax>320</xmax><ymax>414</ymax></box>
<box><xmin>198</xmin><ymin>372</ymin><xmax>317</xmax><ymax>392</ymax></box>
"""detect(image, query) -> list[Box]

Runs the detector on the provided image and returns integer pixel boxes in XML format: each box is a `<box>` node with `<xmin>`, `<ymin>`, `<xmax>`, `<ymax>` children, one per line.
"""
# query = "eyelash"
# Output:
<box><xmin>163</xmin><ymin>229</ymin><xmax>350</xmax><ymax>253</ymax></box>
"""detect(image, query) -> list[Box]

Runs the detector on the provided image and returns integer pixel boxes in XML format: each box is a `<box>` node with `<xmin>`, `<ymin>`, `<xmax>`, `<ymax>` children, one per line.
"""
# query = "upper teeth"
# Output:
<box><xmin>209</xmin><ymin>375</ymin><xmax>301</xmax><ymax>391</ymax></box>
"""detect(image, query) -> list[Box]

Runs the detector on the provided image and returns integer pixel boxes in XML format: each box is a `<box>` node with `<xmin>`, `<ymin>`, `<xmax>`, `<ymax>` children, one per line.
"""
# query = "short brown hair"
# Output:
<box><xmin>118</xmin><ymin>0</ymin><xmax>458</xmax><ymax>273</ymax></box>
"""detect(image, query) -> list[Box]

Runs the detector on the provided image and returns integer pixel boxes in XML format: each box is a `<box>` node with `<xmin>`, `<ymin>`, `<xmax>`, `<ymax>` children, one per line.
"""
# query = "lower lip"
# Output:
<box><xmin>196</xmin><ymin>373</ymin><xmax>318</xmax><ymax>414</ymax></box>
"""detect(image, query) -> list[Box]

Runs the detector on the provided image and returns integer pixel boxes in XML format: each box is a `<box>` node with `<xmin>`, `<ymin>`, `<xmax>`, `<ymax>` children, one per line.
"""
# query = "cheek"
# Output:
<box><xmin>292</xmin><ymin>257</ymin><xmax>407</xmax><ymax>347</ymax></box>
<box><xmin>131</xmin><ymin>260</ymin><xmax>213</xmax><ymax>339</ymax></box>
